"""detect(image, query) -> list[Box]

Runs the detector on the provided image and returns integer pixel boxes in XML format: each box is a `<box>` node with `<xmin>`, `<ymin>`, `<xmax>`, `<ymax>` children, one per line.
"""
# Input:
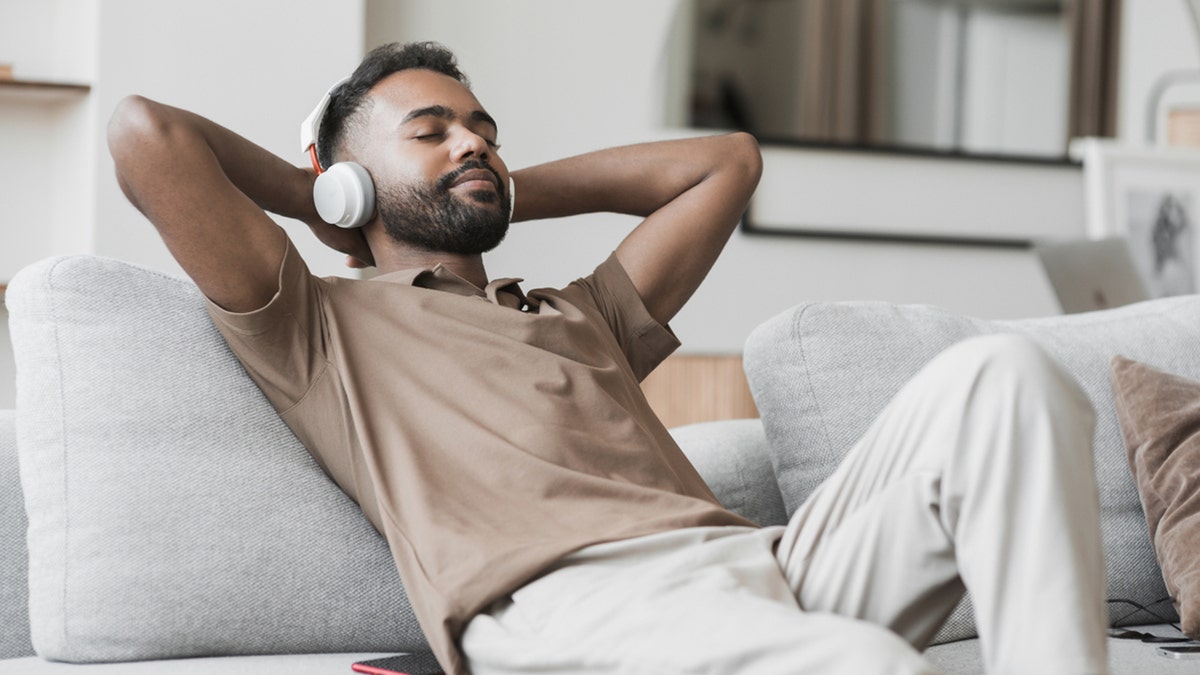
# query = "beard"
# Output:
<box><xmin>376</xmin><ymin>161</ymin><xmax>511</xmax><ymax>255</ymax></box>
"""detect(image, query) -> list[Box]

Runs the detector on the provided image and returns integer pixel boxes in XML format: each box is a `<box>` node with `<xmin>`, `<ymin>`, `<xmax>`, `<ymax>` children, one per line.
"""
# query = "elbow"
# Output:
<box><xmin>106</xmin><ymin>95</ymin><xmax>174</xmax><ymax>213</ymax></box>
<box><xmin>106</xmin><ymin>95</ymin><xmax>168</xmax><ymax>162</ymax></box>
<box><xmin>725</xmin><ymin>131</ymin><xmax>763</xmax><ymax>192</ymax></box>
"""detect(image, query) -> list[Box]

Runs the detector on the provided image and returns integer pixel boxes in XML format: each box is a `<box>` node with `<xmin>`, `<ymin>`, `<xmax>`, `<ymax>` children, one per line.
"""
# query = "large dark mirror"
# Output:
<box><xmin>665</xmin><ymin>0</ymin><xmax>1121</xmax><ymax>161</ymax></box>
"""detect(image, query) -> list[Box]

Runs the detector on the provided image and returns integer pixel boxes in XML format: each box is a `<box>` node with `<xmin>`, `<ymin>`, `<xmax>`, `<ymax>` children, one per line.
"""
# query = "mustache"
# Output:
<box><xmin>437</xmin><ymin>160</ymin><xmax>503</xmax><ymax>195</ymax></box>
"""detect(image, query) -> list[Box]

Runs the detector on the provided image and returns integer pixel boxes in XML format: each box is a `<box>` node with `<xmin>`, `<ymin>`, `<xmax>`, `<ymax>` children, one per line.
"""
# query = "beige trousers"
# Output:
<box><xmin>461</xmin><ymin>335</ymin><xmax>1109</xmax><ymax>674</ymax></box>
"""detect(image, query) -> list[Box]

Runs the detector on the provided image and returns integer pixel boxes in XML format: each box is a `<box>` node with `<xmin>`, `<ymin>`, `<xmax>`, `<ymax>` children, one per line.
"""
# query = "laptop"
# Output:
<box><xmin>1035</xmin><ymin>237</ymin><xmax>1150</xmax><ymax>314</ymax></box>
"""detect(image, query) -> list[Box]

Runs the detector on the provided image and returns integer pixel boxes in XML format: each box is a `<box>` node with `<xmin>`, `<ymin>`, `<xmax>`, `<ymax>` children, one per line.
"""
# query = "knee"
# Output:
<box><xmin>950</xmin><ymin>334</ymin><xmax>1051</xmax><ymax>374</ymax></box>
<box><xmin>931</xmin><ymin>334</ymin><xmax>1096</xmax><ymax>442</ymax></box>
<box><xmin>945</xmin><ymin>334</ymin><xmax>1088</xmax><ymax>405</ymax></box>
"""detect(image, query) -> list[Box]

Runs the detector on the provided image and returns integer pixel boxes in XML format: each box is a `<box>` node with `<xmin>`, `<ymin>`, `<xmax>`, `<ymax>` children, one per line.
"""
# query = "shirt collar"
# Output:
<box><xmin>373</xmin><ymin>264</ymin><xmax>528</xmax><ymax>310</ymax></box>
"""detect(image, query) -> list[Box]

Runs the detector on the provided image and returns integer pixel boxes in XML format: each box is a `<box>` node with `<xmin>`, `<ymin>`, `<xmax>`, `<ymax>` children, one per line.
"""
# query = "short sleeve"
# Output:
<box><xmin>566</xmin><ymin>252</ymin><xmax>681</xmax><ymax>381</ymax></box>
<box><xmin>204</xmin><ymin>239</ymin><xmax>329</xmax><ymax>412</ymax></box>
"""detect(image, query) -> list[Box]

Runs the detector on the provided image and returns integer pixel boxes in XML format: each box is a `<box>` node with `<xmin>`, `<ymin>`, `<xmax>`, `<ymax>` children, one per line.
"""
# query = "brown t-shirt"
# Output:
<box><xmin>205</xmin><ymin>241</ymin><xmax>754</xmax><ymax>674</ymax></box>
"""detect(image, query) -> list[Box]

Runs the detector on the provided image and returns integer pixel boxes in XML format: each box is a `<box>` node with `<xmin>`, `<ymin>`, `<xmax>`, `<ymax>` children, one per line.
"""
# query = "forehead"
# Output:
<box><xmin>365</xmin><ymin>68</ymin><xmax>488</xmax><ymax>128</ymax></box>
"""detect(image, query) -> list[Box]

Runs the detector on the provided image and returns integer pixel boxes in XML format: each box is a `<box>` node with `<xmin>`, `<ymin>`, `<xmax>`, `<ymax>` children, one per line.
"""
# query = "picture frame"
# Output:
<box><xmin>1076</xmin><ymin>138</ymin><xmax>1200</xmax><ymax>298</ymax></box>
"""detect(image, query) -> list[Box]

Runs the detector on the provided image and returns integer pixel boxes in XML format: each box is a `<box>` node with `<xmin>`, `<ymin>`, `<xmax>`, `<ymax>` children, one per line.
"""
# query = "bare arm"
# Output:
<box><xmin>510</xmin><ymin>133</ymin><xmax>762</xmax><ymax>325</ymax></box>
<box><xmin>106</xmin><ymin>96</ymin><xmax>373</xmax><ymax>312</ymax></box>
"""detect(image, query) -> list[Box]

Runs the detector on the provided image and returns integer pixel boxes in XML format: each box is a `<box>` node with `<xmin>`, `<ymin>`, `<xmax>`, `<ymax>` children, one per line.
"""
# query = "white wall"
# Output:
<box><xmin>89</xmin><ymin>0</ymin><xmax>366</xmax><ymax>280</ymax></box>
<box><xmin>0</xmin><ymin>0</ymin><xmax>96</xmax><ymax>280</ymax></box>
<box><xmin>0</xmin><ymin>0</ymin><xmax>95</xmax><ymax>409</ymax></box>
<box><xmin>0</xmin><ymin>0</ymin><xmax>365</xmax><ymax>409</ymax></box>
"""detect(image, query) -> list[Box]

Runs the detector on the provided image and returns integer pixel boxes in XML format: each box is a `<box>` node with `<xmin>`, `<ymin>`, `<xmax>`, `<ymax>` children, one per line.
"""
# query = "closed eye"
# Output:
<box><xmin>412</xmin><ymin>130</ymin><xmax>500</xmax><ymax>150</ymax></box>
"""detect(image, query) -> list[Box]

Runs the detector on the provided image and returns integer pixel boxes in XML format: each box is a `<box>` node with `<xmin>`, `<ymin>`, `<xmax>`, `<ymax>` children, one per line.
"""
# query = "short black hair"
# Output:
<box><xmin>317</xmin><ymin>41</ymin><xmax>469</xmax><ymax>169</ymax></box>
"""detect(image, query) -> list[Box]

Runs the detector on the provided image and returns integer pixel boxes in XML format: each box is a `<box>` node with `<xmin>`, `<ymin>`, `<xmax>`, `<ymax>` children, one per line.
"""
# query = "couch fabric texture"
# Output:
<box><xmin>744</xmin><ymin>297</ymin><xmax>1200</xmax><ymax>643</ymax></box>
<box><xmin>0</xmin><ymin>408</ymin><xmax>34</xmax><ymax>660</ymax></box>
<box><xmin>7</xmin><ymin>256</ymin><xmax>423</xmax><ymax>662</ymax></box>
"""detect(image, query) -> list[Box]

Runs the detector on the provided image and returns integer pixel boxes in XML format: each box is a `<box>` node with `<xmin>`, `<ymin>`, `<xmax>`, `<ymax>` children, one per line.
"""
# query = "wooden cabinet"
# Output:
<box><xmin>641</xmin><ymin>355</ymin><xmax>759</xmax><ymax>428</ymax></box>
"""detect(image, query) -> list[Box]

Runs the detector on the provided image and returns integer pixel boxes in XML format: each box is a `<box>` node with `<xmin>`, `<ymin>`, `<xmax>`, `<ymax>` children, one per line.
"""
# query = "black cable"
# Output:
<box><xmin>1106</xmin><ymin>597</ymin><xmax>1189</xmax><ymax>642</ymax></box>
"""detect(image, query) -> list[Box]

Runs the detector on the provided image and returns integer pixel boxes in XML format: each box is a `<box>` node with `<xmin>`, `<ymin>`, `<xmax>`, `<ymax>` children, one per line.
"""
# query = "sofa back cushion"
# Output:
<box><xmin>744</xmin><ymin>297</ymin><xmax>1200</xmax><ymax>643</ymax></box>
<box><xmin>7</xmin><ymin>256</ymin><xmax>425</xmax><ymax>662</ymax></box>
<box><xmin>670</xmin><ymin>419</ymin><xmax>788</xmax><ymax>528</ymax></box>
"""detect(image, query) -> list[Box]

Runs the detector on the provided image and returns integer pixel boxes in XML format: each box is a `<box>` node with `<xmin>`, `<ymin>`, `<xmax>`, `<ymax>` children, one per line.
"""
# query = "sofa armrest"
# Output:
<box><xmin>0</xmin><ymin>409</ymin><xmax>34</xmax><ymax>659</ymax></box>
<box><xmin>8</xmin><ymin>256</ymin><xmax>421</xmax><ymax>663</ymax></box>
<box><xmin>670</xmin><ymin>418</ymin><xmax>789</xmax><ymax>527</ymax></box>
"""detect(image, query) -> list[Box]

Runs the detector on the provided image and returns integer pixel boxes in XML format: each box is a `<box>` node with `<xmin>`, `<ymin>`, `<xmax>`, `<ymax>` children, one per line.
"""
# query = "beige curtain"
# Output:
<box><xmin>1066</xmin><ymin>0</ymin><xmax>1122</xmax><ymax>140</ymax></box>
<box><xmin>796</xmin><ymin>0</ymin><xmax>890</xmax><ymax>144</ymax></box>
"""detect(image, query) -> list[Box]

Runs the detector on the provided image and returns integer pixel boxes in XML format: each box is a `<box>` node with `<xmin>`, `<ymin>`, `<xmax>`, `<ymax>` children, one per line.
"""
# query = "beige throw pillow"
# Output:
<box><xmin>1110</xmin><ymin>355</ymin><xmax>1200</xmax><ymax>637</ymax></box>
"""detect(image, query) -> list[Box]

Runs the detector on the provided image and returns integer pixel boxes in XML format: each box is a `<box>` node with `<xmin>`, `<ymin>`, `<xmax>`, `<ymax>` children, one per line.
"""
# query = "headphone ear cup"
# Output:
<box><xmin>313</xmin><ymin>162</ymin><xmax>376</xmax><ymax>229</ymax></box>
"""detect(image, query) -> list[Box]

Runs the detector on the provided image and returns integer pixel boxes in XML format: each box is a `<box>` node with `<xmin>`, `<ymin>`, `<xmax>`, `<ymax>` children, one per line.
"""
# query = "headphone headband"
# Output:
<box><xmin>300</xmin><ymin>76</ymin><xmax>351</xmax><ymax>173</ymax></box>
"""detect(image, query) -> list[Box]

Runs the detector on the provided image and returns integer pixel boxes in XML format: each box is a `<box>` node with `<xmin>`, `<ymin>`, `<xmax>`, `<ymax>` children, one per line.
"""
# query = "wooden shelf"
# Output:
<box><xmin>0</xmin><ymin>78</ymin><xmax>91</xmax><ymax>103</ymax></box>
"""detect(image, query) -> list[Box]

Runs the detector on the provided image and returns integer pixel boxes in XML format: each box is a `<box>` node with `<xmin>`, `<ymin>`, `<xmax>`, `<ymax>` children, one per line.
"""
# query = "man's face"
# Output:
<box><xmin>357</xmin><ymin>69</ymin><xmax>511</xmax><ymax>255</ymax></box>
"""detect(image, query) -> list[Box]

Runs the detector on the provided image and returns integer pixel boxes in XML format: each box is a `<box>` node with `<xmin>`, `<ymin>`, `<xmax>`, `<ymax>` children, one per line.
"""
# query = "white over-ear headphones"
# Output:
<box><xmin>301</xmin><ymin>77</ymin><xmax>375</xmax><ymax>229</ymax></box>
<box><xmin>301</xmin><ymin>75</ymin><xmax>517</xmax><ymax>229</ymax></box>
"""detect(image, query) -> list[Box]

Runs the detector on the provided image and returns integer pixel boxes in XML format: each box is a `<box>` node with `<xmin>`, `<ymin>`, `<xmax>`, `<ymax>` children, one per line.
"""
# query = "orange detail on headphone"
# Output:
<box><xmin>309</xmin><ymin>145</ymin><xmax>323</xmax><ymax>174</ymax></box>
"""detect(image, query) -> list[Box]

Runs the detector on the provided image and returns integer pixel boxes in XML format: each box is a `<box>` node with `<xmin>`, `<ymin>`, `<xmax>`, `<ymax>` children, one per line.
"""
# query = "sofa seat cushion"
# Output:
<box><xmin>7</xmin><ymin>257</ymin><xmax>424</xmax><ymax>662</ymax></box>
<box><xmin>923</xmin><ymin>624</ymin><xmax>1195</xmax><ymax>675</ymax></box>
<box><xmin>670</xmin><ymin>419</ymin><xmax>789</xmax><ymax>527</ymax></box>
<box><xmin>744</xmin><ymin>297</ymin><xmax>1200</xmax><ymax>644</ymax></box>
<box><xmin>0</xmin><ymin>652</ymin><xmax>395</xmax><ymax>674</ymax></box>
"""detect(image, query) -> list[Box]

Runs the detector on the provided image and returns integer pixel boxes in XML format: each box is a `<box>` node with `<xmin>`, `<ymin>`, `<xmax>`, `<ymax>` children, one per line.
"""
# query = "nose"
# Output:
<box><xmin>450</xmin><ymin>127</ymin><xmax>490</xmax><ymax>163</ymax></box>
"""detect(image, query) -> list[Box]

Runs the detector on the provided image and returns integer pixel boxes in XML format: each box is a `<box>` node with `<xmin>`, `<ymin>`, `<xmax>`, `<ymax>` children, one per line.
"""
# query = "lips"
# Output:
<box><xmin>450</xmin><ymin>168</ymin><xmax>498</xmax><ymax>191</ymax></box>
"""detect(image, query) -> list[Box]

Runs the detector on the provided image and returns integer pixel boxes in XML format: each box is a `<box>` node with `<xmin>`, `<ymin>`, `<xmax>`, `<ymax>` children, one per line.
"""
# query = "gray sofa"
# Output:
<box><xmin>2</xmin><ymin>254</ymin><xmax>1197</xmax><ymax>674</ymax></box>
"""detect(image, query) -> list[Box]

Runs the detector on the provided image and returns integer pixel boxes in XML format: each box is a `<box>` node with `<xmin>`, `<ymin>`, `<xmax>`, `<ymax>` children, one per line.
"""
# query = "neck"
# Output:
<box><xmin>372</xmin><ymin>241</ymin><xmax>489</xmax><ymax>289</ymax></box>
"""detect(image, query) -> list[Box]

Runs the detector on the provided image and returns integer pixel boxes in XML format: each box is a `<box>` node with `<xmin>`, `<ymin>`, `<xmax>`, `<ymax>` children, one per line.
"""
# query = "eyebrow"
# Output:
<box><xmin>401</xmin><ymin>105</ymin><xmax>498</xmax><ymax>134</ymax></box>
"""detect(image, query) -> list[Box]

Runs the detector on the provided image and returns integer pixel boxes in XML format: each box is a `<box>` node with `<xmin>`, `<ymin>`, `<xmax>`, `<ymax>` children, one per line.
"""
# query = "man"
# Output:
<box><xmin>107</xmin><ymin>42</ymin><xmax>1108</xmax><ymax>674</ymax></box>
